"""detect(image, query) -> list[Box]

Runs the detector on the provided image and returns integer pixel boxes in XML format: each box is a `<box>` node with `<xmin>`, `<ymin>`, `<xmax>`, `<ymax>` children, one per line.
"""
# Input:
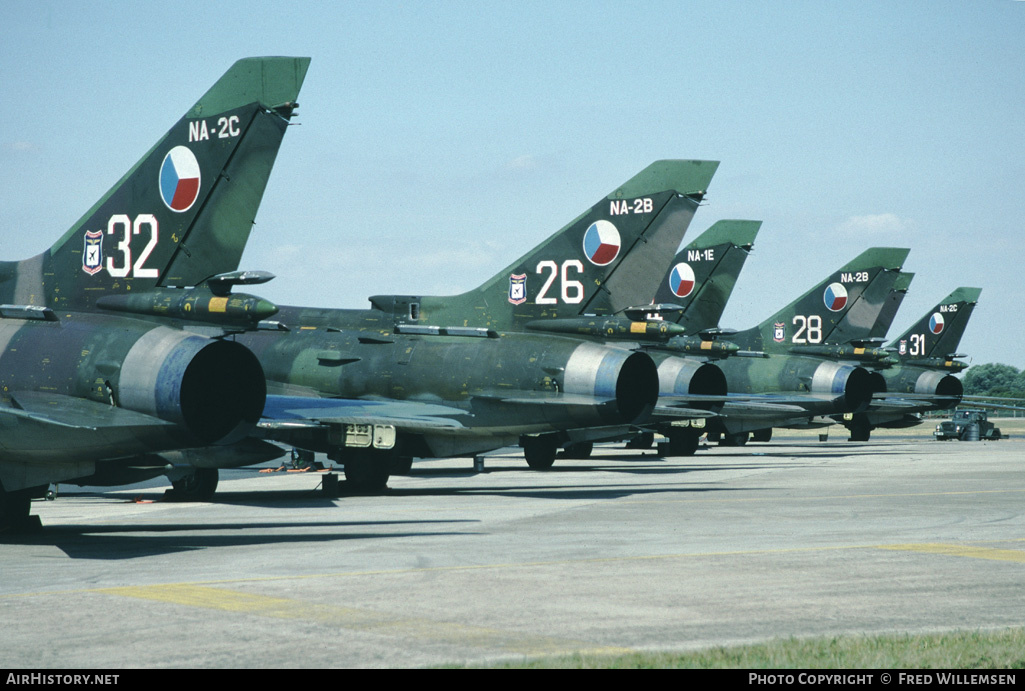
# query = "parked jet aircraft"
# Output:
<box><xmin>612</xmin><ymin>220</ymin><xmax>760</xmax><ymax>452</ymax></box>
<box><xmin>651</xmin><ymin>219</ymin><xmax>760</xmax><ymax>335</ymax></box>
<box><xmin>681</xmin><ymin>247</ymin><xmax>911</xmax><ymax>446</ymax></box>
<box><xmin>0</xmin><ymin>57</ymin><xmax>309</xmax><ymax>530</ymax></box>
<box><xmin>244</xmin><ymin>161</ymin><xmax>720</xmax><ymax>484</ymax></box>
<box><xmin>835</xmin><ymin>286</ymin><xmax>978</xmax><ymax>440</ymax></box>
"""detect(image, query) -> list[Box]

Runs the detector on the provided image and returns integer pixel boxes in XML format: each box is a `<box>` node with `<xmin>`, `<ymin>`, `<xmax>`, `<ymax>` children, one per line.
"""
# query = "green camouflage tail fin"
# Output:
<box><xmin>0</xmin><ymin>57</ymin><xmax>310</xmax><ymax>310</ymax></box>
<box><xmin>827</xmin><ymin>264</ymin><xmax>909</xmax><ymax>346</ymax></box>
<box><xmin>869</xmin><ymin>271</ymin><xmax>914</xmax><ymax>341</ymax></box>
<box><xmin>888</xmin><ymin>287</ymin><xmax>981</xmax><ymax>362</ymax></box>
<box><xmin>373</xmin><ymin>160</ymin><xmax>719</xmax><ymax>331</ymax></box>
<box><xmin>651</xmin><ymin>219</ymin><xmax>760</xmax><ymax>333</ymax></box>
<box><xmin>731</xmin><ymin>247</ymin><xmax>910</xmax><ymax>353</ymax></box>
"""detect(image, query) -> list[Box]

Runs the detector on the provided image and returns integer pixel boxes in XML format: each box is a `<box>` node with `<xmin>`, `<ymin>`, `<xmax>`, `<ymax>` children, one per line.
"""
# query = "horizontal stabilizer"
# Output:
<box><xmin>7</xmin><ymin>391</ymin><xmax>176</xmax><ymax>431</ymax></box>
<box><xmin>261</xmin><ymin>395</ymin><xmax>468</xmax><ymax>432</ymax></box>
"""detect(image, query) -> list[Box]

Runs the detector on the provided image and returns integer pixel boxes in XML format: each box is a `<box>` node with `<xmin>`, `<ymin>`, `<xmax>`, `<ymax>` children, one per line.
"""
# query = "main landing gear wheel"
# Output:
<box><xmin>343</xmin><ymin>453</ymin><xmax>391</xmax><ymax>493</ymax></box>
<box><xmin>166</xmin><ymin>468</ymin><xmax>219</xmax><ymax>502</ymax></box>
<box><xmin>848</xmin><ymin>416</ymin><xmax>872</xmax><ymax>442</ymax></box>
<box><xmin>667</xmin><ymin>429</ymin><xmax>701</xmax><ymax>457</ymax></box>
<box><xmin>0</xmin><ymin>480</ymin><xmax>37</xmax><ymax>533</ymax></box>
<box><xmin>625</xmin><ymin>432</ymin><xmax>655</xmax><ymax>450</ymax></box>
<box><xmin>719</xmin><ymin>432</ymin><xmax>750</xmax><ymax>447</ymax></box>
<box><xmin>561</xmin><ymin>442</ymin><xmax>593</xmax><ymax>460</ymax></box>
<box><xmin>523</xmin><ymin>436</ymin><xmax>559</xmax><ymax>470</ymax></box>
<box><xmin>389</xmin><ymin>456</ymin><xmax>414</xmax><ymax>475</ymax></box>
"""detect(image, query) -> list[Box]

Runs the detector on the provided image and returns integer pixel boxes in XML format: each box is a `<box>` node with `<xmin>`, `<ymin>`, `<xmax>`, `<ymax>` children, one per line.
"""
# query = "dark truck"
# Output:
<box><xmin>934</xmin><ymin>409</ymin><xmax>1003</xmax><ymax>441</ymax></box>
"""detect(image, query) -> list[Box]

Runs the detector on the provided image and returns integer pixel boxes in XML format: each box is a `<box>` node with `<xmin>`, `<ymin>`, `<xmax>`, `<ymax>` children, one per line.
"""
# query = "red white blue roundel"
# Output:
<box><xmin>668</xmin><ymin>262</ymin><xmax>696</xmax><ymax>298</ymax></box>
<box><xmin>929</xmin><ymin>312</ymin><xmax>945</xmax><ymax>334</ymax></box>
<box><xmin>582</xmin><ymin>220</ymin><xmax>621</xmax><ymax>266</ymax></box>
<box><xmin>159</xmin><ymin>146</ymin><xmax>201</xmax><ymax>212</ymax></box>
<box><xmin>823</xmin><ymin>282</ymin><xmax>848</xmax><ymax>312</ymax></box>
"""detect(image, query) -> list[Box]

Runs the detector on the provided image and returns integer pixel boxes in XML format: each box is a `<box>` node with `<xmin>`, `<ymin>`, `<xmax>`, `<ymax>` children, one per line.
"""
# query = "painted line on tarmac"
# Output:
<box><xmin>611</xmin><ymin>487</ymin><xmax>1025</xmax><ymax>506</ymax></box>
<box><xmin>878</xmin><ymin>543</ymin><xmax>1025</xmax><ymax>563</ymax></box>
<box><xmin>96</xmin><ymin>584</ymin><xmax>634</xmax><ymax>658</ymax></box>
<box><xmin>10</xmin><ymin>537</ymin><xmax>1025</xmax><ymax>605</ymax></box>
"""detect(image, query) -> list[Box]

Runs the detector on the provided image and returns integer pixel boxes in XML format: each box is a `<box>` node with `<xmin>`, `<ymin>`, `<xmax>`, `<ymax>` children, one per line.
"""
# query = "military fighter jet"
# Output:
<box><xmin>0</xmin><ymin>57</ymin><xmax>309</xmax><ymax>530</ymax></box>
<box><xmin>598</xmin><ymin>219</ymin><xmax>761</xmax><ymax>452</ymax></box>
<box><xmin>651</xmin><ymin>219</ymin><xmax>761</xmax><ymax>336</ymax></box>
<box><xmin>882</xmin><ymin>286</ymin><xmax>979</xmax><ymax>390</ymax></box>
<box><xmin>834</xmin><ymin>286</ymin><xmax>978</xmax><ymax>440</ymax></box>
<box><xmin>866</xmin><ymin>271</ymin><xmax>915</xmax><ymax>343</ymax></box>
<box><xmin>670</xmin><ymin>247</ymin><xmax>911</xmax><ymax>448</ymax></box>
<box><xmin>242</xmin><ymin>161</ymin><xmax>719</xmax><ymax>485</ymax></box>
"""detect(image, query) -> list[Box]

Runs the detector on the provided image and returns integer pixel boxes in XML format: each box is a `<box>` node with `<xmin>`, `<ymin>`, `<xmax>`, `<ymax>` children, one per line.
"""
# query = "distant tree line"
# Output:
<box><xmin>962</xmin><ymin>363</ymin><xmax>1025</xmax><ymax>399</ymax></box>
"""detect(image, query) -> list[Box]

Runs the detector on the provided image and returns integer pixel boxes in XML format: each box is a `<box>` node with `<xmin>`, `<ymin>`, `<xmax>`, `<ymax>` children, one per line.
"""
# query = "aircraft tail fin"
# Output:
<box><xmin>868</xmin><ymin>271</ymin><xmax>914</xmax><ymax>341</ymax></box>
<box><xmin>1</xmin><ymin>57</ymin><xmax>310</xmax><ymax>310</ymax></box>
<box><xmin>827</xmin><ymin>262</ymin><xmax>910</xmax><ymax>346</ymax></box>
<box><xmin>732</xmin><ymin>247</ymin><xmax>910</xmax><ymax>352</ymax></box>
<box><xmin>888</xmin><ymin>287</ymin><xmax>981</xmax><ymax>361</ymax></box>
<box><xmin>393</xmin><ymin>160</ymin><xmax>719</xmax><ymax>331</ymax></box>
<box><xmin>652</xmin><ymin>219</ymin><xmax>760</xmax><ymax>332</ymax></box>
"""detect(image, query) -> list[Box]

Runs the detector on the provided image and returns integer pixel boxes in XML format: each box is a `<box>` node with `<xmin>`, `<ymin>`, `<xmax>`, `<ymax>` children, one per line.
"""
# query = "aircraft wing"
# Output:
<box><xmin>261</xmin><ymin>389</ymin><xmax>640</xmax><ymax>440</ymax></box>
<box><xmin>962</xmin><ymin>401</ymin><xmax>1025</xmax><ymax>413</ymax></box>
<box><xmin>911</xmin><ymin>394</ymin><xmax>1025</xmax><ymax>413</ymax></box>
<box><xmin>869</xmin><ymin>392</ymin><xmax>962</xmax><ymax>413</ymax></box>
<box><xmin>2</xmin><ymin>391</ymin><xmax>178</xmax><ymax>431</ymax></box>
<box><xmin>0</xmin><ymin>392</ymin><xmax>189</xmax><ymax>492</ymax></box>
<box><xmin>651</xmin><ymin>405</ymin><xmax>722</xmax><ymax>420</ymax></box>
<box><xmin>658</xmin><ymin>392</ymin><xmax>848</xmax><ymax>417</ymax></box>
<box><xmin>260</xmin><ymin>395</ymin><xmax>470</xmax><ymax>433</ymax></box>
<box><xmin>866</xmin><ymin>397</ymin><xmax>927</xmax><ymax>410</ymax></box>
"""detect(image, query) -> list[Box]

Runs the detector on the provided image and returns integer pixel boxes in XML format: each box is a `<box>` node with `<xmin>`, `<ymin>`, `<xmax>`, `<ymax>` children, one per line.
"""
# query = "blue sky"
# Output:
<box><xmin>3</xmin><ymin>1</ymin><xmax>1024</xmax><ymax>368</ymax></box>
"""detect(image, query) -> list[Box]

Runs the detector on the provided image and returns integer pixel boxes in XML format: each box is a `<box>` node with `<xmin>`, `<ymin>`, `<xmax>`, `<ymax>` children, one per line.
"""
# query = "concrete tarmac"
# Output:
<box><xmin>1</xmin><ymin>436</ymin><xmax>1023</xmax><ymax>668</ymax></box>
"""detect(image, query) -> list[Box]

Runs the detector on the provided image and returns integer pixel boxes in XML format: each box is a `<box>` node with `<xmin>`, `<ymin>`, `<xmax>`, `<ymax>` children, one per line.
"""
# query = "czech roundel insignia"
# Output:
<box><xmin>508</xmin><ymin>274</ymin><xmax>527</xmax><ymax>305</ymax></box>
<box><xmin>773</xmin><ymin>322</ymin><xmax>785</xmax><ymax>343</ymax></box>
<box><xmin>668</xmin><ymin>263</ymin><xmax>696</xmax><ymax>298</ymax></box>
<box><xmin>82</xmin><ymin>230</ymin><xmax>103</xmax><ymax>275</ymax></box>
<box><xmin>823</xmin><ymin>282</ymin><xmax>848</xmax><ymax>312</ymax></box>
<box><xmin>582</xmin><ymin>220</ymin><xmax>621</xmax><ymax>266</ymax></box>
<box><xmin>159</xmin><ymin>146</ymin><xmax>201</xmax><ymax>212</ymax></box>
<box><xmin>929</xmin><ymin>312</ymin><xmax>945</xmax><ymax>334</ymax></box>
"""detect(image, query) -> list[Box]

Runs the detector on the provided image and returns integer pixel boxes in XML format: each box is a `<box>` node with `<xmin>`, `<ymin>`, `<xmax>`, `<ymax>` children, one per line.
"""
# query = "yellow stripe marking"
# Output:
<box><xmin>98</xmin><ymin>585</ymin><xmax>632</xmax><ymax>657</ymax></box>
<box><xmin>82</xmin><ymin>540</ymin><xmax>1025</xmax><ymax>606</ymax></box>
<box><xmin>880</xmin><ymin>544</ymin><xmax>1025</xmax><ymax>563</ymax></box>
<box><xmin>609</xmin><ymin>488</ymin><xmax>1025</xmax><ymax>507</ymax></box>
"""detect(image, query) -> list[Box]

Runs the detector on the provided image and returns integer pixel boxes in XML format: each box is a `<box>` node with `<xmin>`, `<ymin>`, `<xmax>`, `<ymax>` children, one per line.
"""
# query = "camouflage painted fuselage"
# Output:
<box><xmin>0</xmin><ymin>312</ymin><xmax>264</xmax><ymax>489</ymax></box>
<box><xmin>240</xmin><ymin>305</ymin><xmax>658</xmax><ymax>458</ymax></box>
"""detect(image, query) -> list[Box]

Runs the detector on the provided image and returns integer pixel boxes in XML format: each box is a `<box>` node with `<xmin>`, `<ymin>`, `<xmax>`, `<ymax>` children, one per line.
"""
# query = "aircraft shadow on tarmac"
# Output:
<box><xmin>7</xmin><ymin>441</ymin><xmax>918</xmax><ymax>558</ymax></box>
<box><xmin>4</xmin><ymin>515</ymin><xmax>482</xmax><ymax>560</ymax></box>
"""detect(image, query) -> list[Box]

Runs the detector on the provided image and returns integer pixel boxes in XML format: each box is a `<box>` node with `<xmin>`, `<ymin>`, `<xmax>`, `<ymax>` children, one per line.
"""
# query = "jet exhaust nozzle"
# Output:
<box><xmin>562</xmin><ymin>343</ymin><xmax>659</xmax><ymax>423</ymax></box>
<box><xmin>658</xmin><ymin>358</ymin><xmax>728</xmax><ymax>410</ymax></box>
<box><xmin>118</xmin><ymin>327</ymin><xmax>266</xmax><ymax>444</ymax></box>
<box><xmin>810</xmin><ymin>361</ymin><xmax>874</xmax><ymax>412</ymax></box>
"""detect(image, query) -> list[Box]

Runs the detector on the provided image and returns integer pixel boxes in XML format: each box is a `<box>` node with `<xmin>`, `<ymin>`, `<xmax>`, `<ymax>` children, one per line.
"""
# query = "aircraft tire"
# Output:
<box><xmin>625</xmin><ymin>432</ymin><xmax>655</xmax><ymax>450</ymax></box>
<box><xmin>390</xmin><ymin>456</ymin><xmax>414</xmax><ymax>475</ymax></box>
<box><xmin>0</xmin><ymin>481</ymin><xmax>33</xmax><ymax>533</ymax></box>
<box><xmin>848</xmin><ymin>416</ymin><xmax>872</xmax><ymax>442</ymax></box>
<box><xmin>720</xmin><ymin>432</ymin><xmax>749</xmax><ymax>447</ymax></box>
<box><xmin>344</xmin><ymin>454</ymin><xmax>390</xmax><ymax>492</ymax></box>
<box><xmin>561</xmin><ymin>442</ymin><xmax>593</xmax><ymax>460</ymax></box>
<box><xmin>523</xmin><ymin>437</ymin><xmax>558</xmax><ymax>470</ymax></box>
<box><xmin>167</xmin><ymin>468</ymin><xmax>219</xmax><ymax>502</ymax></box>
<box><xmin>667</xmin><ymin>429</ymin><xmax>700</xmax><ymax>457</ymax></box>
